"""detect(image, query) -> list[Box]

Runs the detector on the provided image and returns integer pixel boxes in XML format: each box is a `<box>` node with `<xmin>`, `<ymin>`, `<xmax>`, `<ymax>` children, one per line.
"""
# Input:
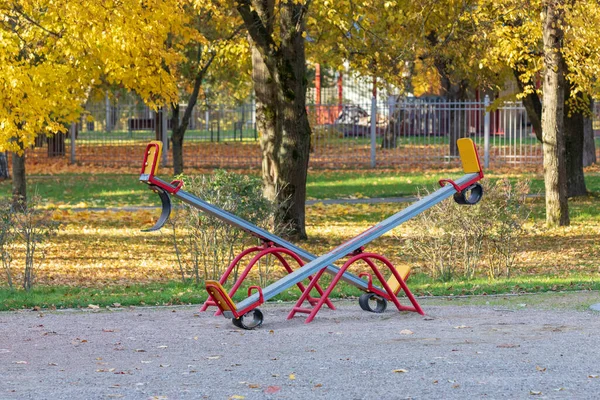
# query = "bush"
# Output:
<box><xmin>0</xmin><ymin>200</ymin><xmax>13</xmax><ymax>288</ymax></box>
<box><xmin>0</xmin><ymin>196</ymin><xmax>59</xmax><ymax>291</ymax></box>
<box><xmin>169</xmin><ymin>170</ymin><xmax>276</xmax><ymax>284</ymax></box>
<box><xmin>405</xmin><ymin>179</ymin><xmax>531</xmax><ymax>281</ymax></box>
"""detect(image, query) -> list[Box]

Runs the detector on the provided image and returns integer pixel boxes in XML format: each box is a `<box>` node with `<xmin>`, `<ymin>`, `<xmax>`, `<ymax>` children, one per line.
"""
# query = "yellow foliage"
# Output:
<box><xmin>308</xmin><ymin>0</ymin><xmax>600</xmax><ymax>100</ymax></box>
<box><xmin>0</xmin><ymin>0</ymin><xmax>249</xmax><ymax>152</ymax></box>
<box><xmin>469</xmin><ymin>0</ymin><xmax>600</xmax><ymax>99</ymax></box>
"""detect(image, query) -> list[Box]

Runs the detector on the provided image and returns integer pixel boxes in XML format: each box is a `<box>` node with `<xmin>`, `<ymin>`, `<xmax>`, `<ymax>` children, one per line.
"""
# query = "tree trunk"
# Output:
<box><xmin>0</xmin><ymin>152</ymin><xmax>8</xmax><ymax>181</ymax></box>
<box><xmin>12</xmin><ymin>151</ymin><xmax>26</xmax><ymax>209</ymax></box>
<box><xmin>276</xmin><ymin>5</ymin><xmax>311</xmax><ymax>239</ymax></box>
<box><xmin>564</xmin><ymin>92</ymin><xmax>586</xmax><ymax>197</ymax></box>
<box><xmin>171</xmin><ymin>105</ymin><xmax>184</xmax><ymax>175</ymax></box>
<box><xmin>513</xmin><ymin>69</ymin><xmax>589</xmax><ymax>193</ymax></box>
<box><xmin>541</xmin><ymin>0</ymin><xmax>569</xmax><ymax>227</ymax></box>
<box><xmin>239</xmin><ymin>0</ymin><xmax>312</xmax><ymax>240</ymax></box>
<box><xmin>170</xmin><ymin>51</ymin><xmax>212</xmax><ymax>176</ymax></box>
<box><xmin>381</xmin><ymin>113</ymin><xmax>400</xmax><ymax>149</ymax></box>
<box><xmin>155</xmin><ymin>107</ymin><xmax>166</xmax><ymax>146</ymax></box>
<box><xmin>251</xmin><ymin>41</ymin><xmax>279</xmax><ymax>201</ymax></box>
<box><xmin>382</xmin><ymin>62</ymin><xmax>414</xmax><ymax>150</ymax></box>
<box><xmin>513</xmin><ymin>70</ymin><xmax>543</xmax><ymax>142</ymax></box>
<box><xmin>433</xmin><ymin>57</ymin><xmax>469</xmax><ymax>156</ymax></box>
<box><xmin>583</xmin><ymin>98</ymin><xmax>597</xmax><ymax>167</ymax></box>
<box><xmin>382</xmin><ymin>105</ymin><xmax>405</xmax><ymax>149</ymax></box>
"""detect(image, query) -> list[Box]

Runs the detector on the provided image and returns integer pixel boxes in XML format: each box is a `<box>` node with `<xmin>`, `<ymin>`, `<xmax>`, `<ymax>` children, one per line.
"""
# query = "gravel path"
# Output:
<box><xmin>1</xmin><ymin>292</ymin><xmax>600</xmax><ymax>399</ymax></box>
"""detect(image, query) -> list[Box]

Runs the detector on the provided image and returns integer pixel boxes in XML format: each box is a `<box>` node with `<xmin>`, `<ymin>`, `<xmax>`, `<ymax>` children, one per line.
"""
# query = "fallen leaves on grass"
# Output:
<box><xmin>2</xmin><ymin>197</ymin><xmax>598</xmax><ymax>288</ymax></box>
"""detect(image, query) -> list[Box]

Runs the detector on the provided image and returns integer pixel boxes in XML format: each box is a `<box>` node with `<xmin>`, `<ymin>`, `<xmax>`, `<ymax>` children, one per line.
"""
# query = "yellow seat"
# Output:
<box><xmin>205</xmin><ymin>280</ymin><xmax>237</xmax><ymax>318</ymax></box>
<box><xmin>457</xmin><ymin>138</ymin><xmax>482</xmax><ymax>174</ymax></box>
<box><xmin>140</xmin><ymin>141</ymin><xmax>163</xmax><ymax>178</ymax></box>
<box><xmin>386</xmin><ymin>265</ymin><xmax>411</xmax><ymax>295</ymax></box>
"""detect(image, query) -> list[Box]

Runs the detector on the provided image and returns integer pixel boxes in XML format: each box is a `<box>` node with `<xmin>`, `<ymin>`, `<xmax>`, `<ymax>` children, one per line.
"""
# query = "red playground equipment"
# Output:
<box><xmin>200</xmin><ymin>242</ymin><xmax>335</xmax><ymax>320</ymax></box>
<box><xmin>140</xmin><ymin>138</ymin><xmax>484</xmax><ymax>329</ymax></box>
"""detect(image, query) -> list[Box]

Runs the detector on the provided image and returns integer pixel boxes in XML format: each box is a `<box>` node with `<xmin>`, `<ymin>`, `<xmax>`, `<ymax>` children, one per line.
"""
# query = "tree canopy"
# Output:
<box><xmin>0</xmin><ymin>0</ymin><xmax>197</xmax><ymax>152</ymax></box>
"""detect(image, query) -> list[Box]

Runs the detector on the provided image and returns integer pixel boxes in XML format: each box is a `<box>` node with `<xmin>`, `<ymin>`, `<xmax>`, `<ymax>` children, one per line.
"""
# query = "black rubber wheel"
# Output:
<box><xmin>358</xmin><ymin>293</ymin><xmax>387</xmax><ymax>313</ymax></box>
<box><xmin>453</xmin><ymin>183</ymin><xmax>483</xmax><ymax>205</ymax></box>
<box><xmin>232</xmin><ymin>308</ymin><xmax>264</xmax><ymax>330</ymax></box>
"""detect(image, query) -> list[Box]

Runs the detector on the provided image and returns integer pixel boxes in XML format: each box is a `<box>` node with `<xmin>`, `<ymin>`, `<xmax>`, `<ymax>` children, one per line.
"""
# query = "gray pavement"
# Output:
<box><xmin>2</xmin><ymin>291</ymin><xmax>600</xmax><ymax>399</ymax></box>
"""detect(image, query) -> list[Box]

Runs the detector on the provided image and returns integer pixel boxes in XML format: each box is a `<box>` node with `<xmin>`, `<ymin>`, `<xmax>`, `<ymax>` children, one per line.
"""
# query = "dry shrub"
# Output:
<box><xmin>170</xmin><ymin>170</ymin><xmax>276</xmax><ymax>284</ymax></box>
<box><xmin>0</xmin><ymin>197</ymin><xmax>59</xmax><ymax>290</ymax></box>
<box><xmin>405</xmin><ymin>179</ymin><xmax>531</xmax><ymax>281</ymax></box>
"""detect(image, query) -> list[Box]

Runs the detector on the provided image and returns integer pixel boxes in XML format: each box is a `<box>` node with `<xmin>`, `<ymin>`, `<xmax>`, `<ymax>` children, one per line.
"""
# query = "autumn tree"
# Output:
<box><xmin>1</xmin><ymin>1</ymin><xmax>88</xmax><ymax>206</ymax></box>
<box><xmin>311</xmin><ymin>0</ymin><xmax>598</xmax><ymax>227</ymax></box>
<box><xmin>415</xmin><ymin>1</ymin><xmax>490</xmax><ymax>155</ymax></box>
<box><xmin>168</xmin><ymin>4</ymin><xmax>249</xmax><ymax>175</ymax></box>
<box><xmin>541</xmin><ymin>0</ymin><xmax>569</xmax><ymax>226</ymax></box>
<box><xmin>563</xmin><ymin>1</ymin><xmax>600</xmax><ymax>169</ymax></box>
<box><xmin>471</xmin><ymin>0</ymin><xmax>600</xmax><ymax>225</ymax></box>
<box><xmin>0</xmin><ymin>0</ymin><xmax>192</xmax><ymax>206</ymax></box>
<box><xmin>234</xmin><ymin>0</ymin><xmax>312</xmax><ymax>240</ymax></box>
<box><xmin>308</xmin><ymin>1</ymin><xmax>415</xmax><ymax>149</ymax></box>
<box><xmin>310</xmin><ymin>1</ymin><xmax>495</xmax><ymax>153</ymax></box>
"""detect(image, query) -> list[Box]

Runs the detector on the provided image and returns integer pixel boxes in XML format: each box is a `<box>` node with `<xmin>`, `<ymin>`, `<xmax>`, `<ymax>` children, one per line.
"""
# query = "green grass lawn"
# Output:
<box><xmin>73</xmin><ymin>129</ymin><xmax>258</xmax><ymax>144</ymax></box>
<box><xmin>1</xmin><ymin>170</ymin><xmax>598</xmax><ymax>207</ymax></box>
<box><xmin>1</xmin><ymin>272</ymin><xmax>598</xmax><ymax>311</ymax></box>
<box><xmin>0</xmin><ymin>169</ymin><xmax>598</xmax><ymax>311</ymax></box>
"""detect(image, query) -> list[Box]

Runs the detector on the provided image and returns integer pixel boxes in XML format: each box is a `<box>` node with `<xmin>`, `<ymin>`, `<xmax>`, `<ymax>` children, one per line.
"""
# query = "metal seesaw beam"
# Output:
<box><xmin>235</xmin><ymin>172</ymin><xmax>480</xmax><ymax>311</ymax></box>
<box><xmin>148</xmin><ymin>176</ymin><xmax>370</xmax><ymax>290</ymax></box>
<box><xmin>139</xmin><ymin>141</ymin><xmax>372</xmax><ymax>292</ymax></box>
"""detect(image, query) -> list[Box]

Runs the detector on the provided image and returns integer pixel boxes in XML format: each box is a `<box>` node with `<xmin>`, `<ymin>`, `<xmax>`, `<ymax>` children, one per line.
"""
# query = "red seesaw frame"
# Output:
<box><xmin>201</xmin><ymin>241</ymin><xmax>335</xmax><ymax>315</ymax></box>
<box><xmin>288</xmin><ymin>250</ymin><xmax>424</xmax><ymax>323</ymax></box>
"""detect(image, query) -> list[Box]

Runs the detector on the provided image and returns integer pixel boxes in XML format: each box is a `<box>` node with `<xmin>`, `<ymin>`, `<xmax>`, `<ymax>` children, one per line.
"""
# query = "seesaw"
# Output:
<box><xmin>139</xmin><ymin>141</ymin><xmax>404</xmax><ymax>323</ymax></box>
<box><xmin>140</xmin><ymin>138</ymin><xmax>484</xmax><ymax>329</ymax></box>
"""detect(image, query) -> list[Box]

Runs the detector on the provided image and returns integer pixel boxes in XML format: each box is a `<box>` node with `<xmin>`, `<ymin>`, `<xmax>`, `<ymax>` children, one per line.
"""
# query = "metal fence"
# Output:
<box><xmin>25</xmin><ymin>96</ymin><xmax>600</xmax><ymax>170</ymax></box>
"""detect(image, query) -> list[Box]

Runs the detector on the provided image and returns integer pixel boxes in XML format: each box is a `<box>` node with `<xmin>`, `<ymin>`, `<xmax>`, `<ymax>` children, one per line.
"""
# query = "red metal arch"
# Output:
<box><xmin>288</xmin><ymin>252</ymin><xmax>423</xmax><ymax>323</ymax></box>
<box><xmin>201</xmin><ymin>243</ymin><xmax>335</xmax><ymax>315</ymax></box>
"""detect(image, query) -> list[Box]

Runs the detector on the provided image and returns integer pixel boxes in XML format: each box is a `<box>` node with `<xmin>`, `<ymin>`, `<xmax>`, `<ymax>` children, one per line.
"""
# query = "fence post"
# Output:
<box><xmin>70</xmin><ymin>122</ymin><xmax>76</xmax><ymax>164</ymax></box>
<box><xmin>484</xmin><ymin>95</ymin><xmax>490</xmax><ymax>169</ymax></box>
<box><xmin>217</xmin><ymin>105</ymin><xmax>221</xmax><ymax>142</ymax></box>
<box><xmin>370</xmin><ymin>80</ymin><xmax>377</xmax><ymax>168</ymax></box>
<box><xmin>162</xmin><ymin>106</ymin><xmax>168</xmax><ymax>165</ymax></box>
<box><xmin>105</xmin><ymin>91</ymin><xmax>111</xmax><ymax>132</ymax></box>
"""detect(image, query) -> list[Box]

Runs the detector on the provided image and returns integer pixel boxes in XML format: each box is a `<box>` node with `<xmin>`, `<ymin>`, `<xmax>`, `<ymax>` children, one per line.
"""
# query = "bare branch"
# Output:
<box><xmin>11</xmin><ymin>4</ymin><xmax>62</xmax><ymax>38</ymax></box>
